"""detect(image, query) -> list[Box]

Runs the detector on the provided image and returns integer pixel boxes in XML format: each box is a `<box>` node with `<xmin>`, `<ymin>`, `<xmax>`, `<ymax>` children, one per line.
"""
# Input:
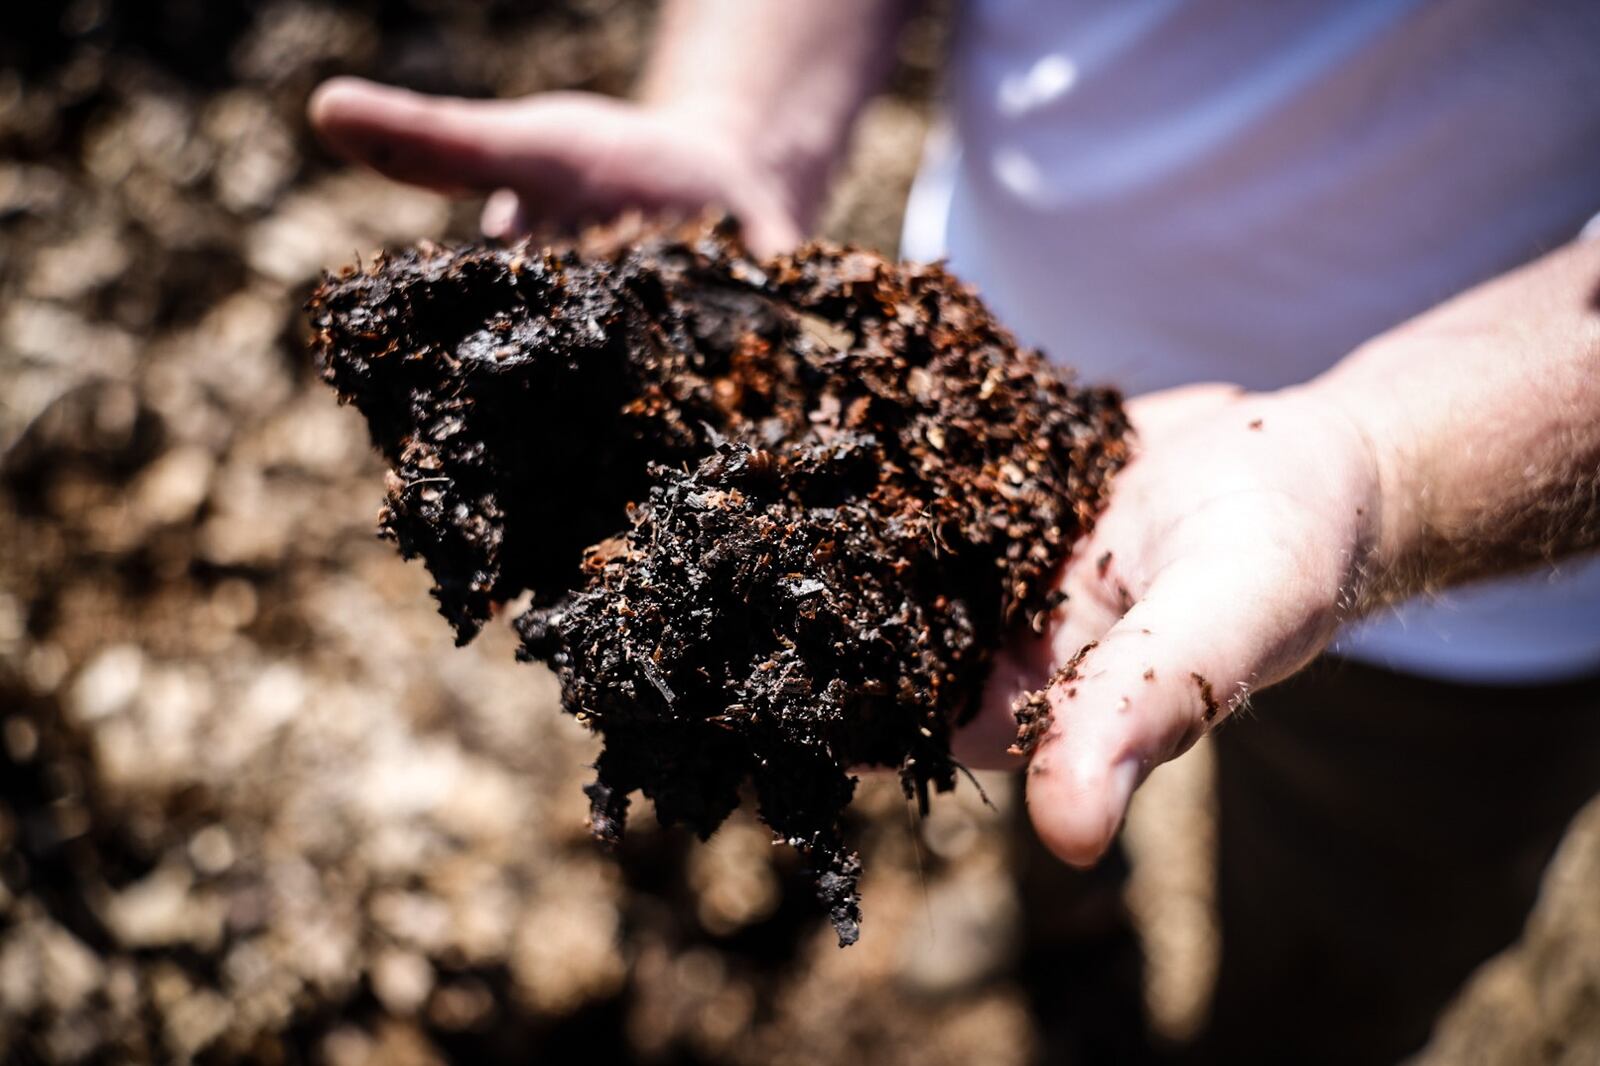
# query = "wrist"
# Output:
<box><xmin>1295</xmin><ymin>365</ymin><xmax>1422</xmax><ymax>609</ymax></box>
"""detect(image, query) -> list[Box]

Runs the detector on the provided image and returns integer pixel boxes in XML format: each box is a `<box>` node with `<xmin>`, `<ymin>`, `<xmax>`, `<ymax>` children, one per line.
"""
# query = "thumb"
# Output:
<box><xmin>1021</xmin><ymin>553</ymin><xmax>1333</xmax><ymax>867</ymax></box>
<box><xmin>307</xmin><ymin>77</ymin><xmax>580</xmax><ymax>196</ymax></box>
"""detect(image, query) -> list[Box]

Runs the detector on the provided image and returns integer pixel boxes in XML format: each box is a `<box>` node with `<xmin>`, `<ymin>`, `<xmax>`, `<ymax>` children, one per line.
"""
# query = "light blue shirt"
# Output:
<box><xmin>903</xmin><ymin>0</ymin><xmax>1600</xmax><ymax>682</ymax></box>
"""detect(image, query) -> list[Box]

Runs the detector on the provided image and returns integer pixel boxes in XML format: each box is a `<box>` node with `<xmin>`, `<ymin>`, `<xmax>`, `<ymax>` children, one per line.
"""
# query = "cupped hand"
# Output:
<box><xmin>307</xmin><ymin>77</ymin><xmax>803</xmax><ymax>255</ymax></box>
<box><xmin>966</xmin><ymin>383</ymin><xmax>1387</xmax><ymax>867</ymax></box>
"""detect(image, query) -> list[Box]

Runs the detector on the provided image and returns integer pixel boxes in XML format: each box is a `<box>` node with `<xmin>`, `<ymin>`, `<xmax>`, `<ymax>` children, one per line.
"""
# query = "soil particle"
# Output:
<box><xmin>1008</xmin><ymin>640</ymin><xmax>1099</xmax><ymax>760</ymax></box>
<box><xmin>1191</xmin><ymin>673</ymin><xmax>1220</xmax><ymax>723</ymax></box>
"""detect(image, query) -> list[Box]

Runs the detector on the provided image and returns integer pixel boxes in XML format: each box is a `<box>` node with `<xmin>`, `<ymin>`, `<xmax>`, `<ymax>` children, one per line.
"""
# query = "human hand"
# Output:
<box><xmin>966</xmin><ymin>384</ymin><xmax>1387</xmax><ymax>867</ymax></box>
<box><xmin>307</xmin><ymin>77</ymin><xmax>805</xmax><ymax>255</ymax></box>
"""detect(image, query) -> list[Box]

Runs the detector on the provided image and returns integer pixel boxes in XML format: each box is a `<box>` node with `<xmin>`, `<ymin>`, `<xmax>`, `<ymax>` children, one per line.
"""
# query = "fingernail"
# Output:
<box><xmin>1106</xmin><ymin>757</ymin><xmax>1140</xmax><ymax>836</ymax></box>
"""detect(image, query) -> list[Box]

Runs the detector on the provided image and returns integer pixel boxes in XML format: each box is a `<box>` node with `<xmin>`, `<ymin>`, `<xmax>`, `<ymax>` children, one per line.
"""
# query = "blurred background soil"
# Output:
<box><xmin>0</xmin><ymin>3</ymin><xmax>1595</xmax><ymax>1064</ymax></box>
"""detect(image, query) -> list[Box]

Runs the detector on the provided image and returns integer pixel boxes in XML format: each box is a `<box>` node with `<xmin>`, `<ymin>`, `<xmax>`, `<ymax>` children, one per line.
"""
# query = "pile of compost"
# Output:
<box><xmin>309</xmin><ymin>218</ymin><xmax>1128</xmax><ymax>944</ymax></box>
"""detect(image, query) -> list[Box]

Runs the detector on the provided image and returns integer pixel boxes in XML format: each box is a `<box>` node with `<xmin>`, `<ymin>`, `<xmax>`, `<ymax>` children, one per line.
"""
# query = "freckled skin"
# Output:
<box><xmin>310</xmin><ymin>217</ymin><xmax>1128</xmax><ymax>945</ymax></box>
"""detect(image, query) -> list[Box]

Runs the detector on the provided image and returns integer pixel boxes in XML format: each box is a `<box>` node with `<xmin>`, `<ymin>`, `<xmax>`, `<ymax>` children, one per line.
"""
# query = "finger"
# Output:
<box><xmin>308</xmin><ymin>77</ymin><xmax>575</xmax><ymax>194</ymax></box>
<box><xmin>480</xmin><ymin>188</ymin><xmax>526</xmax><ymax>238</ymax></box>
<box><xmin>1023</xmin><ymin>550</ymin><xmax>1333</xmax><ymax>868</ymax></box>
<box><xmin>735</xmin><ymin>207</ymin><xmax>803</xmax><ymax>259</ymax></box>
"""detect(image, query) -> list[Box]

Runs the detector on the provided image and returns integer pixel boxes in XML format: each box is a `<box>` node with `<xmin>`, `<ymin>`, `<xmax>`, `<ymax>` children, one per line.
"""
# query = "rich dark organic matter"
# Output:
<box><xmin>309</xmin><ymin>218</ymin><xmax>1128</xmax><ymax>944</ymax></box>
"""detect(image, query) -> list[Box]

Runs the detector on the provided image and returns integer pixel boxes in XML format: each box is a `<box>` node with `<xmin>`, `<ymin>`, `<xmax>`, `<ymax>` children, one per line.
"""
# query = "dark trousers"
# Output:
<box><xmin>1199</xmin><ymin>657</ymin><xmax>1600</xmax><ymax>1065</ymax></box>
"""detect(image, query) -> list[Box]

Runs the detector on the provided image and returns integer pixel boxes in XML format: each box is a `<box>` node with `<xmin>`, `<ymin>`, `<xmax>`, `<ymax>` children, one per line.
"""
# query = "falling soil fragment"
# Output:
<box><xmin>309</xmin><ymin>217</ymin><xmax>1128</xmax><ymax>944</ymax></box>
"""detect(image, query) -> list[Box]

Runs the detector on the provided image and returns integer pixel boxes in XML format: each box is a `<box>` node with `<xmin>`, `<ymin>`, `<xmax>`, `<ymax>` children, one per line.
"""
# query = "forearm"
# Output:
<box><xmin>638</xmin><ymin>0</ymin><xmax>914</xmax><ymax>227</ymax></box>
<box><xmin>1315</xmin><ymin>238</ymin><xmax>1600</xmax><ymax>603</ymax></box>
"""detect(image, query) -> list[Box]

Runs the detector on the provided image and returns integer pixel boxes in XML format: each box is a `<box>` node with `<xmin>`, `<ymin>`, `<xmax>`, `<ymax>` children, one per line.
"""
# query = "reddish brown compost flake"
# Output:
<box><xmin>308</xmin><ymin>218</ymin><xmax>1128</xmax><ymax>944</ymax></box>
<box><xmin>1192</xmin><ymin>672</ymin><xmax>1221</xmax><ymax>722</ymax></box>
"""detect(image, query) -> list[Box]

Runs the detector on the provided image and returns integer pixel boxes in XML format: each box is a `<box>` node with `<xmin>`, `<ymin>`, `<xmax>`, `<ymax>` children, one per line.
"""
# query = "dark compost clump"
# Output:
<box><xmin>308</xmin><ymin>218</ymin><xmax>1128</xmax><ymax>944</ymax></box>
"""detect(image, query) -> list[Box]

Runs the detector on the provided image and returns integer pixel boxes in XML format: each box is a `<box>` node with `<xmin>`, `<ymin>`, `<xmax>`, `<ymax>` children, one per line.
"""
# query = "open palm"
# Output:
<box><xmin>309</xmin><ymin>78</ymin><xmax>802</xmax><ymax>254</ymax></box>
<box><xmin>968</xmin><ymin>384</ymin><xmax>1385</xmax><ymax>866</ymax></box>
